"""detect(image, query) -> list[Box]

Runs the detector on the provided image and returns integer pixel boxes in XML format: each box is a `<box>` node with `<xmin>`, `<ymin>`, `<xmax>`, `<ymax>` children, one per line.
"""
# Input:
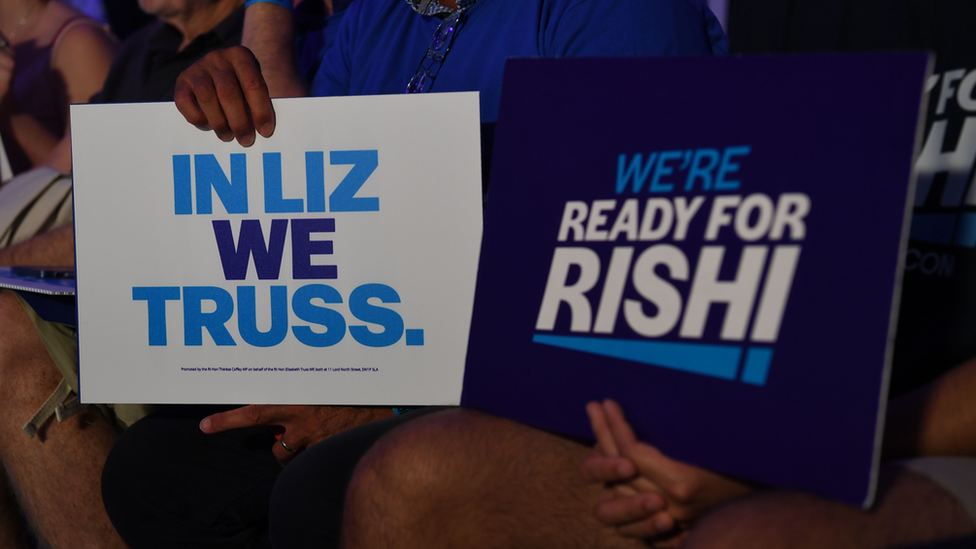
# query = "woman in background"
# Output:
<box><xmin>0</xmin><ymin>0</ymin><xmax>115</xmax><ymax>175</ymax></box>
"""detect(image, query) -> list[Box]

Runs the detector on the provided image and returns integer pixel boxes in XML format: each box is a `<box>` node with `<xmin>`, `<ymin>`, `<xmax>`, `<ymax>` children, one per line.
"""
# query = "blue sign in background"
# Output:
<box><xmin>461</xmin><ymin>54</ymin><xmax>930</xmax><ymax>507</ymax></box>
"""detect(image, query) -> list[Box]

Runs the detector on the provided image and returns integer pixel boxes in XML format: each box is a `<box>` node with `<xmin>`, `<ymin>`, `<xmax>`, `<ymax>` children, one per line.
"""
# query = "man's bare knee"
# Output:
<box><xmin>343</xmin><ymin>410</ymin><xmax>459</xmax><ymax>548</ymax></box>
<box><xmin>343</xmin><ymin>409</ymin><xmax>629</xmax><ymax>549</ymax></box>
<box><xmin>343</xmin><ymin>410</ymin><xmax>493</xmax><ymax>545</ymax></box>
<box><xmin>348</xmin><ymin>409</ymin><xmax>571</xmax><ymax>509</ymax></box>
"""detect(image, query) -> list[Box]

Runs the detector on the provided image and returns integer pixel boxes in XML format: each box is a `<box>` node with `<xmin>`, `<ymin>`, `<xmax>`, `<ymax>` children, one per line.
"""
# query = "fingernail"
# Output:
<box><xmin>259</xmin><ymin>123</ymin><xmax>273</xmax><ymax>136</ymax></box>
<box><xmin>199</xmin><ymin>418</ymin><xmax>211</xmax><ymax>432</ymax></box>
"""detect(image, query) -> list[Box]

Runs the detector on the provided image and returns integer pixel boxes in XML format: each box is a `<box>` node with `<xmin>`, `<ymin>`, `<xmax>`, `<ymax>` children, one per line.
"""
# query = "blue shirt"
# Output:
<box><xmin>404</xmin><ymin>0</ymin><xmax>479</xmax><ymax>17</ymax></box>
<box><xmin>309</xmin><ymin>0</ymin><xmax>727</xmax><ymax>123</ymax></box>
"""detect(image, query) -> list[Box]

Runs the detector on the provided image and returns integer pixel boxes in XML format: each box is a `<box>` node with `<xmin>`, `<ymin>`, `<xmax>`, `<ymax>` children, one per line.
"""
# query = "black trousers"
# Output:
<box><xmin>101</xmin><ymin>405</ymin><xmax>443</xmax><ymax>549</ymax></box>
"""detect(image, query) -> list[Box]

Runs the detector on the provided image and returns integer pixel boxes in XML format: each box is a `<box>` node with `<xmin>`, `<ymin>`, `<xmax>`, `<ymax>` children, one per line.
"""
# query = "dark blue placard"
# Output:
<box><xmin>461</xmin><ymin>54</ymin><xmax>930</xmax><ymax>507</ymax></box>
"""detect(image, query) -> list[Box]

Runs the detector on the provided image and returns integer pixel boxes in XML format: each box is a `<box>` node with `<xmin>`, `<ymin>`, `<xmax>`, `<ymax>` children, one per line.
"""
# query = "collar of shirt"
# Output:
<box><xmin>148</xmin><ymin>5</ymin><xmax>244</xmax><ymax>58</ymax></box>
<box><xmin>405</xmin><ymin>0</ymin><xmax>478</xmax><ymax>17</ymax></box>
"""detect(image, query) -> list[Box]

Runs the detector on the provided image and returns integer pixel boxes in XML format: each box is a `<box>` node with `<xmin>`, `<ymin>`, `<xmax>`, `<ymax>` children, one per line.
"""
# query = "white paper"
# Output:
<box><xmin>71</xmin><ymin>94</ymin><xmax>483</xmax><ymax>405</ymax></box>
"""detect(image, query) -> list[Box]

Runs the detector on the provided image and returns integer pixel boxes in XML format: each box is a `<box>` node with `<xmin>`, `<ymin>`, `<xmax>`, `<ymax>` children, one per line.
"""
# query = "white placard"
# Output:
<box><xmin>71</xmin><ymin>94</ymin><xmax>483</xmax><ymax>405</ymax></box>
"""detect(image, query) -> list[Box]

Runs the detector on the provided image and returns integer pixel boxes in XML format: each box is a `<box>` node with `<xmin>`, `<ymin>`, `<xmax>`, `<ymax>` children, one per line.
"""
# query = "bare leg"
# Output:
<box><xmin>342</xmin><ymin>408</ymin><xmax>645</xmax><ymax>549</ymax></box>
<box><xmin>0</xmin><ymin>291</ymin><xmax>126</xmax><ymax>548</ymax></box>
<box><xmin>0</xmin><ymin>467</ymin><xmax>30</xmax><ymax>549</ymax></box>
<box><xmin>684</xmin><ymin>466</ymin><xmax>976</xmax><ymax>549</ymax></box>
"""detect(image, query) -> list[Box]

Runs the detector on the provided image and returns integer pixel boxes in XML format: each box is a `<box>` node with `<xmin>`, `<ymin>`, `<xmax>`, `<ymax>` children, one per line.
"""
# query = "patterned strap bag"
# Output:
<box><xmin>0</xmin><ymin>166</ymin><xmax>73</xmax><ymax>249</ymax></box>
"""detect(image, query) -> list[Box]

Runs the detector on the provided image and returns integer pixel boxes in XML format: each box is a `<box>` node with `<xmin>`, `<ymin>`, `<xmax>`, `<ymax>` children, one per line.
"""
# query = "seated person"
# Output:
<box><xmin>579</xmin><ymin>386</ymin><xmax>976</xmax><ymax>548</ymax></box>
<box><xmin>98</xmin><ymin>1</ymin><xmax>726</xmax><ymax>548</ymax></box>
<box><xmin>284</xmin><ymin>0</ymin><xmax>976</xmax><ymax>546</ymax></box>
<box><xmin>0</xmin><ymin>0</ymin><xmax>116</xmax><ymax>175</ymax></box>
<box><xmin>0</xmin><ymin>0</ymin><xmax>246</xmax><ymax>546</ymax></box>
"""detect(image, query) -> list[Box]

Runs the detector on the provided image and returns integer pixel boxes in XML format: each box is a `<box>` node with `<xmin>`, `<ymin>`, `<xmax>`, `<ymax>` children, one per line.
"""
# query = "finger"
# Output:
<box><xmin>580</xmin><ymin>454</ymin><xmax>636</xmax><ymax>483</ymax></box>
<box><xmin>602</xmin><ymin>399</ymin><xmax>640</xmax><ymax>454</ymax></box>
<box><xmin>200</xmin><ymin>405</ymin><xmax>284</xmax><ymax>433</ymax></box>
<box><xmin>618</xmin><ymin>439</ymin><xmax>682</xmax><ymax>498</ymax></box>
<box><xmin>271</xmin><ymin>436</ymin><xmax>303</xmax><ymax>466</ymax></box>
<box><xmin>594</xmin><ymin>492</ymin><xmax>666</xmax><ymax>528</ymax></box>
<box><xmin>614</xmin><ymin>510</ymin><xmax>677</xmax><ymax>539</ymax></box>
<box><xmin>602</xmin><ymin>400</ymin><xmax>688</xmax><ymax>498</ymax></box>
<box><xmin>231</xmin><ymin>49</ymin><xmax>275</xmax><ymax>139</ymax></box>
<box><xmin>586</xmin><ymin>401</ymin><xmax>620</xmax><ymax>457</ymax></box>
<box><xmin>205</xmin><ymin>61</ymin><xmax>250</xmax><ymax>143</ymax></box>
<box><xmin>175</xmin><ymin>69</ymin><xmax>218</xmax><ymax>132</ymax></box>
<box><xmin>212</xmin><ymin>47</ymin><xmax>270</xmax><ymax>146</ymax></box>
<box><xmin>602</xmin><ymin>482</ymin><xmax>640</xmax><ymax>501</ymax></box>
<box><xmin>175</xmin><ymin>52</ymin><xmax>242</xmax><ymax>142</ymax></box>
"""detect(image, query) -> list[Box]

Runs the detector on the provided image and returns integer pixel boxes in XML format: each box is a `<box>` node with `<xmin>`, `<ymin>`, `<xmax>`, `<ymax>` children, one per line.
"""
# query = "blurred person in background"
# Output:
<box><xmin>0</xmin><ymin>0</ymin><xmax>247</xmax><ymax>547</ymax></box>
<box><xmin>0</xmin><ymin>0</ymin><xmax>116</xmax><ymax>175</ymax></box>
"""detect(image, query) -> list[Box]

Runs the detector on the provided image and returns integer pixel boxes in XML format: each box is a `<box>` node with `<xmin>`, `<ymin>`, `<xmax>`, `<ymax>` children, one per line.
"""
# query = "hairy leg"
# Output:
<box><xmin>269</xmin><ymin>407</ymin><xmax>446</xmax><ymax>549</ymax></box>
<box><xmin>342</xmin><ymin>408</ymin><xmax>645</xmax><ymax>549</ymax></box>
<box><xmin>0</xmin><ymin>466</ymin><xmax>30</xmax><ymax>549</ymax></box>
<box><xmin>0</xmin><ymin>291</ymin><xmax>125</xmax><ymax>548</ymax></box>
<box><xmin>684</xmin><ymin>465</ymin><xmax>976</xmax><ymax>549</ymax></box>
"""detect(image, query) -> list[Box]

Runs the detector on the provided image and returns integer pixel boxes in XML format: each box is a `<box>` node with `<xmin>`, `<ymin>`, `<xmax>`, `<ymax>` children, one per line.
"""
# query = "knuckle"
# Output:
<box><xmin>240</xmin><ymin>73</ymin><xmax>267</xmax><ymax>94</ymax></box>
<box><xmin>177</xmin><ymin>62</ymin><xmax>207</xmax><ymax>86</ymax></box>
<box><xmin>190</xmin><ymin>79</ymin><xmax>218</xmax><ymax>106</ymax></box>
<box><xmin>669</xmin><ymin>480</ymin><xmax>696</xmax><ymax>503</ymax></box>
<box><xmin>201</xmin><ymin>49</ymin><xmax>231</xmax><ymax>68</ymax></box>
<box><xmin>227</xmin><ymin>45</ymin><xmax>257</xmax><ymax>64</ymax></box>
<box><xmin>243</xmin><ymin>406</ymin><xmax>264</xmax><ymax>423</ymax></box>
<box><xmin>211</xmin><ymin>70</ymin><xmax>242</xmax><ymax>98</ymax></box>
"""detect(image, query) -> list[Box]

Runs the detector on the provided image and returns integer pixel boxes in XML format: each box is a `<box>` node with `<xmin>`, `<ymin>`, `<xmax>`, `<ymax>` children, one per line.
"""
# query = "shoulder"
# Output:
<box><xmin>51</xmin><ymin>18</ymin><xmax>117</xmax><ymax>69</ymax></box>
<box><xmin>327</xmin><ymin>0</ymin><xmax>410</xmax><ymax>54</ymax></box>
<box><xmin>551</xmin><ymin>0</ymin><xmax>709</xmax><ymax>20</ymax></box>
<box><xmin>342</xmin><ymin>0</ymin><xmax>409</xmax><ymax>25</ymax></box>
<box><xmin>544</xmin><ymin>0</ymin><xmax>726</xmax><ymax>56</ymax></box>
<box><xmin>48</xmin><ymin>13</ymin><xmax>117</xmax><ymax>101</ymax></box>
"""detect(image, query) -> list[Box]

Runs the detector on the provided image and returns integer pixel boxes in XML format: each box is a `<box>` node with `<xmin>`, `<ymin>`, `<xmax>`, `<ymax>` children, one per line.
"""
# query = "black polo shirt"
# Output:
<box><xmin>92</xmin><ymin>6</ymin><xmax>244</xmax><ymax>104</ymax></box>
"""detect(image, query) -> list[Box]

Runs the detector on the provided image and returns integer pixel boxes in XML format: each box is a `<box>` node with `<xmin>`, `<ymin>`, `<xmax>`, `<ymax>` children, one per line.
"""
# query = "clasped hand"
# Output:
<box><xmin>581</xmin><ymin>399</ymin><xmax>753</xmax><ymax>546</ymax></box>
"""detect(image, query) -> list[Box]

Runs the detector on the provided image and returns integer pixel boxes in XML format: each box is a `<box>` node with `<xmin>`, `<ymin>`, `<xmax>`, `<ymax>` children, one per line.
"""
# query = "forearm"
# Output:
<box><xmin>883</xmin><ymin>357</ymin><xmax>976</xmax><ymax>460</ymax></box>
<box><xmin>243</xmin><ymin>3</ymin><xmax>307</xmax><ymax>98</ymax></box>
<box><xmin>42</xmin><ymin>132</ymin><xmax>73</xmax><ymax>173</ymax></box>
<box><xmin>0</xmin><ymin>225</ymin><xmax>75</xmax><ymax>267</ymax></box>
<box><xmin>2</xmin><ymin>111</ymin><xmax>60</xmax><ymax>168</ymax></box>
